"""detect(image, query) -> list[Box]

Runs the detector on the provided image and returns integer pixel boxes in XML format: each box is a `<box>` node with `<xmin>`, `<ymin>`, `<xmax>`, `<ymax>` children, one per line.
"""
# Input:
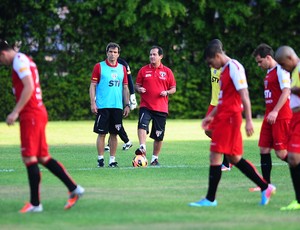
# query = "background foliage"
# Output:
<box><xmin>1</xmin><ymin>0</ymin><xmax>300</xmax><ymax>121</ymax></box>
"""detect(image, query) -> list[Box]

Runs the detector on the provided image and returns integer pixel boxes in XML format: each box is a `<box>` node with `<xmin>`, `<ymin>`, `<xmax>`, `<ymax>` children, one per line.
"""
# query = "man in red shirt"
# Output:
<box><xmin>0</xmin><ymin>39</ymin><xmax>84</xmax><ymax>213</ymax></box>
<box><xmin>250</xmin><ymin>43</ymin><xmax>291</xmax><ymax>192</ymax></box>
<box><xmin>189</xmin><ymin>40</ymin><xmax>275</xmax><ymax>207</ymax></box>
<box><xmin>135</xmin><ymin>45</ymin><xmax>176</xmax><ymax>166</ymax></box>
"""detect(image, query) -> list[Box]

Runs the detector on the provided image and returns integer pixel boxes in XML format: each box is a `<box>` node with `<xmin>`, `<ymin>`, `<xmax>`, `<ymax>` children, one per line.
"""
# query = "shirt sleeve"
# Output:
<box><xmin>229</xmin><ymin>60</ymin><xmax>248</xmax><ymax>91</ymax></box>
<box><xmin>91</xmin><ymin>63</ymin><xmax>100</xmax><ymax>83</ymax></box>
<box><xmin>122</xmin><ymin>65</ymin><xmax>128</xmax><ymax>85</ymax></box>
<box><xmin>13</xmin><ymin>53</ymin><xmax>31</xmax><ymax>79</ymax></box>
<box><xmin>277</xmin><ymin>65</ymin><xmax>291</xmax><ymax>90</ymax></box>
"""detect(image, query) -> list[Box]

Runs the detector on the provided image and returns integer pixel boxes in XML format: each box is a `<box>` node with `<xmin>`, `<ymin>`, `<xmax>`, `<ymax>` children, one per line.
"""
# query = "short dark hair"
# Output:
<box><xmin>106</xmin><ymin>42</ymin><xmax>121</xmax><ymax>53</ymax></box>
<box><xmin>210</xmin><ymin>39</ymin><xmax>223</xmax><ymax>50</ymax></box>
<box><xmin>150</xmin><ymin>45</ymin><xmax>163</xmax><ymax>55</ymax></box>
<box><xmin>252</xmin><ymin>43</ymin><xmax>274</xmax><ymax>58</ymax></box>
<box><xmin>0</xmin><ymin>39</ymin><xmax>11</xmax><ymax>51</ymax></box>
<box><xmin>204</xmin><ymin>40</ymin><xmax>223</xmax><ymax>59</ymax></box>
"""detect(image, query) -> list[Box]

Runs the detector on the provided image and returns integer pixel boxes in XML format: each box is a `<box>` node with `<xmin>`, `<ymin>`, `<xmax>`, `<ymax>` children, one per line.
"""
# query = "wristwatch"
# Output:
<box><xmin>125</xmin><ymin>104</ymin><xmax>130</xmax><ymax>108</ymax></box>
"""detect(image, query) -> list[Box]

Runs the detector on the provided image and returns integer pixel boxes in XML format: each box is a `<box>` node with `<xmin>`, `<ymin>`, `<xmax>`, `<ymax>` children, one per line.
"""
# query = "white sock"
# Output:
<box><xmin>109</xmin><ymin>156</ymin><xmax>115</xmax><ymax>164</ymax></box>
<box><xmin>126</xmin><ymin>140</ymin><xmax>131</xmax><ymax>145</ymax></box>
<box><xmin>151</xmin><ymin>155</ymin><xmax>158</xmax><ymax>163</ymax></box>
<box><xmin>140</xmin><ymin>144</ymin><xmax>146</xmax><ymax>150</ymax></box>
<box><xmin>98</xmin><ymin>155</ymin><xmax>104</xmax><ymax>160</ymax></box>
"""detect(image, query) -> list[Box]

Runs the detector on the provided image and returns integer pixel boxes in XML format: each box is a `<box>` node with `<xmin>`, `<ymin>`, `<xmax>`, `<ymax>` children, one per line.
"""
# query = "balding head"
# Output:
<box><xmin>275</xmin><ymin>46</ymin><xmax>299</xmax><ymax>72</ymax></box>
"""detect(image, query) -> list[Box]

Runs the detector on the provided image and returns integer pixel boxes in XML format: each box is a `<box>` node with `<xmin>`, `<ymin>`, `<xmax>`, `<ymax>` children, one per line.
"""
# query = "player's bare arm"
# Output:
<box><xmin>89</xmin><ymin>82</ymin><xmax>98</xmax><ymax>114</ymax></box>
<box><xmin>239</xmin><ymin>88</ymin><xmax>254</xmax><ymax>137</ymax></box>
<box><xmin>267</xmin><ymin>87</ymin><xmax>290</xmax><ymax>124</ymax></box>
<box><xmin>202</xmin><ymin>106</ymin><xmax>217</xmax><ymax>130</ymax></box>
<box><xmin>6</xmin><ymin>75</ymin><xmax>34</xmax><ymax>125</ymax></box>
<box><xmin>135</xmin><ymin>84</ymin><xmax>146</xmax><ymax>94</ymax></box>
<box><xmin>123</xmin><ymin>84</ymin><xmax>130</xmax><ymax>117</ymax></box>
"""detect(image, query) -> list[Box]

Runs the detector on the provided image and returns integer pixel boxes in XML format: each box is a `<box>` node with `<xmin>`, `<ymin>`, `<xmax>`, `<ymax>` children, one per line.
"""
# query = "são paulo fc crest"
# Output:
<box><xmin>156</xmin><ymin>130</ymin><xmax>162</xmax><ymax>137</ymax></box>
<box><xmin>159</xmin><ymin>71</ymin><xmax>166</xmax><ymax>80</ymax></box>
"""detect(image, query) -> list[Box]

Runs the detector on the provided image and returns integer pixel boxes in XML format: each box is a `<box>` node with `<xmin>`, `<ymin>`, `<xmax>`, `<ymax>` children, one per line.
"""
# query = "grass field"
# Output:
<box><xmin>0</xmin><ymin>119</ymin><xmax>299</xmax><ymax>230</ymax></box>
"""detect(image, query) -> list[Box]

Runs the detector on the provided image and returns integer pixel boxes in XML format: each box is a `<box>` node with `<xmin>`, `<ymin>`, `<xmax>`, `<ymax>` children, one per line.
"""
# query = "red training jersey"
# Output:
<box><xmin>136</xmin><ymin>63</ymin><xmax>176</xmax><ymax>113</ymax></box>
<box><xmin>12</xmin><ymin>53</ymin><xmax>47</xmax><ymax>118</ymax></box>
<box><xmin>217</xmin><ymin>59</ymin><xmax>248</xmax><ymax>117</ymax></box>
<box><xmin>263</xmin><ymin>65</ymin><xmax>292</xmax><ymax>120</ymax></box>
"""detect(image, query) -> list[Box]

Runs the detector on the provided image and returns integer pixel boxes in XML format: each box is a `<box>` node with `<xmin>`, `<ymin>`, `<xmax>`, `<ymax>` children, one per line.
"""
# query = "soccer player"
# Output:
<box><xmin>250</xmin><ymin>43</ymin><xmax>291</xmax><ymax>192</ymax></box>
<box><xmin>0</xmin><ymin>39</ymin><xmax>84</xmax><ymax>213</ymax></box>
<box><xmin>275</xmin><ymin>46</ymin><xmax>300</xmax><ymax>210</ymax></box>
<box><xmin>205</xmin><ymin>39</ymin><xmax>231</xmax><ymax>171</ymax></box>
<box><xmin>134</xmin><ymin>45</ymin><xmax>176</xmax><ymax>166</ymax></box>
<box><xmin>90</xmin><ymin>42</ymin><xmax>130</xmax><ymax>167</ymax></box>
<box><xmin>189</xmin><ymin>40</ymin><xmax>275</xmax><ymax>207</ymax></box>
<box><xmin>104</xmin><ymin>58</ymin><xmax>135</xmax><ymax>152</ymax></box>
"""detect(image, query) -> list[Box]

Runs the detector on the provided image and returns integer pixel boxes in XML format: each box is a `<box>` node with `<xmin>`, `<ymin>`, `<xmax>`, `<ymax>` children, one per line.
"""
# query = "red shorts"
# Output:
<box><xmin>287</xmin><ymin>112</ymin><xmax>300</xmax><ymax>153</ymax></box>
<box><xmin>258</xmin><ymin>118</ymin><xmax>290</xmax><ymax>150</ymax></box>
<box><xmin>19</xmin><ymin>113</ymin><xmax>49</xmax><ymax>158</ymax></box>
<box><xmin>205</xmin><ymin>105</ymin><xmax>216</xmax><ymax>131</ymax></box>
<box><xmin>210</xmin><ymin>112</ymin><xmax>243</xmax><ymax>155</ymax></box>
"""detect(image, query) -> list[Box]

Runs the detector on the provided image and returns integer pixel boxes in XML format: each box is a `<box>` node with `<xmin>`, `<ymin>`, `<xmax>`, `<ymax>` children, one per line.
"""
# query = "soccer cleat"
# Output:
<box><xmin>260</xmin><ymin>184</ymin><xmax>276</xmax><ymax>205</ymax></box>
<box><xmin>280</xmin><ymin>200</ymin><xmax>300</xmax><ymax>211</ymax></box>
<box><xmin>150</xmin><ymin>159</ymin><xmax>160</xmax><ymax>166</ymax></box>
<box><xmin>122</xmin><ymin>142</ymin><xmax>133</xmax><ymax>150</ymax></box>
<box><xmin>104</xmin><ymin>145</ymin><xmax>110</xmax><ymax>152</ymax></box>
<box><xmin>97</xmin><ymin>158</ymin><xmax>104</xmax><ymax>167</ymax></box>
<box><xmin>108</xmin><ymin>162</ymin><xmax>118</xmax><ymax>168</ymax></box>
<box><xmin>221</xmin><ymin>164</ymin><xmax>231</xmax><ymax>171</ymax></box>
<box><xmin>135</xmin><ymin>146</ymin><xmax>146</xmax><ymax>156</ymax></box>
<box><xmin>19</xmin><ymin>202</ymin><xmax>43</xmax><ymax>213</ymax></box>
<box><xmin>64</xmin><ymin>185</ymin><xmax>85</xmax><ymax>210</ymax></box>
<box><xmin>189</xmin><ymin>198</ymin><xmax>217</xmax><ymax>207</ymax></box>
<box><xmin>249</xmin><ymin>186</ymin><xmax>261</xmax><ymax>192</ymax></box>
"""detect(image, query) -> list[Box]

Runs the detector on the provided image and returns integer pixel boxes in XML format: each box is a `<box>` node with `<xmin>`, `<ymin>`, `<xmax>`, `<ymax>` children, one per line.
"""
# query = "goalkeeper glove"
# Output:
<box><xmin>130</xmin><ymin>94</ymin><xmax>137</xmax><ymax>110</ymax></box>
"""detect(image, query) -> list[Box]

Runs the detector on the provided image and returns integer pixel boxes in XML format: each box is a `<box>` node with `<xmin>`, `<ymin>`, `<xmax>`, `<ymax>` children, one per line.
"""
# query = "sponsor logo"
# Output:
<box><xmin>145</xmin><ymin>74</ymin><xmax>151</xmax><ymax>78</ymax></box>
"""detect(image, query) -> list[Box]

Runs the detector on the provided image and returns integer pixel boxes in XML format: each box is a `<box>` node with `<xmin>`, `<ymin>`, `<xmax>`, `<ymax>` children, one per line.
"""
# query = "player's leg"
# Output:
<box><xmin>107</xmin><ymin>108</ymin><xmax>123</xmax><ymax>167</ymax></box>
<box><xmin>19</xmin><ymin>119</ymin><xmax>43</xmax><ymax>213</ymax></box>
<box><xmin>136</xmin><ymin>108</ymin><xmax>151</xmax><ymax>155</ymax></box>
<box><xmin>149</xmin><ymin>111</ymin><xmax>167</xmax><ymax>166</ymax></box>
<box><xmin>118</xmin><ymin>125</ymin><xmax>132</xmax><ymax>150</ymax></box>
<box><xmin>281</xmin><ymin>153</ymin><xmax>300</xmax><ymax>210</ymax></box>
<box><xmin>93</xmin><ymin>109</ymin><xmax>109</xmax><ymax>167</ymax></box>
<box><xmin>189</xmin><ymin>151</ymin><xmax>222</xmax><ymax>207</ymax></box>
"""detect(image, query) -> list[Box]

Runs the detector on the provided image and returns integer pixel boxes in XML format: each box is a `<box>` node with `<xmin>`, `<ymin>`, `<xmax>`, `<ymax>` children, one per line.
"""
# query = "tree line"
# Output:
<box><xmin>1</xmin><ymin>0</ymin><xmax>300</xmax><ymax>121</ymax></box>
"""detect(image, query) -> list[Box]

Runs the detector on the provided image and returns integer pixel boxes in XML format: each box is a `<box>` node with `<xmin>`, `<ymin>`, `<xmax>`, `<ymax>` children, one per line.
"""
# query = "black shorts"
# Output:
<box><xmin>93</xmin><ymin>108</ymin><xmax>123</xmax><ymax>135</ymax></box>
<box><xmin>138</xmin><ymin>107</ymin><xmax>167</xmax><ymax>141</ymax></box>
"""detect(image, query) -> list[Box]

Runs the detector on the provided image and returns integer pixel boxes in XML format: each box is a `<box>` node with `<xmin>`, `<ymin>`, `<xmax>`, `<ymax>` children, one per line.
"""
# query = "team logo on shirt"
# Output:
<box><xmin>156</xmin><ymin>130</ymin><xmax>162</xmax><ymax>137</ymax></box>
<box><xmin>159</xmin><ymin>72</ymin><xmax>166</xmax><ymax>80</ymax></box>
<box><xmin>115</xmin><ymin>124</ymin><xmax>122</xmax><ymax>131</ymax></box>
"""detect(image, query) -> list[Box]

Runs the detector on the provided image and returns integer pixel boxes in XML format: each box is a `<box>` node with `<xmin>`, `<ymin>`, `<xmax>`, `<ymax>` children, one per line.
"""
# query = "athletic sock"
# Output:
<box><xmin>109</xmin><ymin>156</ymin><xmax>115</xmax><ymax>164</ymax></box>
<box><xmin>222</xmin><ymin>156</ymin><xmax>230</xmax><ymax>168</ymax></box>
<box><xmin>26</xmin><ymin>162</ymin><xmax>41</xmax><ymax>206</ymax></box>
<box><xmin>98</xmin><ymin>155</ymin><xmax>104</xmax><ymax>160</ymax></box>
<box><xmin>140</xmin><ymin>144</ymin><xmax>146</xmax><ymax>150</ymax></box>
<box><xmin>43</xmin><ymin>158</ymin><xmax>76</xmax><ymax>192</ymax></box>
<box><xmin>289</xmin><ymin>163</ymin><xmax>300</xmax><ymax>203</ymax></box>
<box><xmin>151</xmin><ymin>155</ymin><xmax>158</xmax><ymax>163</ymax></box>
<box><xmin>260</xmin><ymin>153</ymin><xmax>272</xmax><ymax>184</ymax></box>
<box><xmin>235</xmin><ymin>158</ymin><xmax>268</xmax><ymax>191</ymax></box>
<box><xmin>206</xmin><ymin>165</ymin><xmax>222</xmax><ymax>202</ymax></box>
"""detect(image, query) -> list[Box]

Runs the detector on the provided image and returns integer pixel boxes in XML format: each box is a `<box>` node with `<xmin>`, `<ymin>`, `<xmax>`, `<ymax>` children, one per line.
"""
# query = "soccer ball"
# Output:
<box><xmin>132</xmin><ymin>155</ymin><xmax>148</xmax><ymax>167</ymax></box>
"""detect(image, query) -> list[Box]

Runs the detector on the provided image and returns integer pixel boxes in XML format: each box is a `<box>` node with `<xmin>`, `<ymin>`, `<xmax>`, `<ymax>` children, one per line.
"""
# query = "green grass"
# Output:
<box><xmin>0</xmin><ymin>119</ymin><xmax>298</xmax><ymax>230</ymax></box>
